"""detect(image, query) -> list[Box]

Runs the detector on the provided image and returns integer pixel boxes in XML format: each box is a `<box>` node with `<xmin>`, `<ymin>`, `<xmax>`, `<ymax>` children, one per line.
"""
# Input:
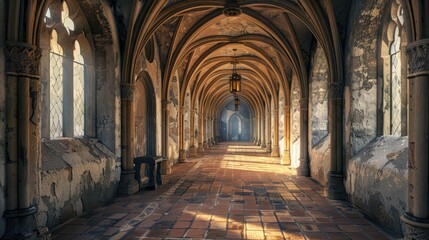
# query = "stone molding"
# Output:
<box><xmin>121</xmin><ymin>83</ymin><xmax>135</xmax><ymax>100</ymax></box>
<box><xmin>4</xmin><ymin>41</ymin><xmax>42</xmax><ymax>78</ymax></box>
<box><xmin>407</xmin><ymin>39</ymin><xmax>429</xmax><ymax>78</ymax></box>
<box><xmin>402</xmin><ymin>213</ymin><xmax>429</xmax><ymax>240</ymax></box>
<box><xmin>329</xmin><ymin>82</ymin><xmax>344</xmax><ymax>99</ymax></box>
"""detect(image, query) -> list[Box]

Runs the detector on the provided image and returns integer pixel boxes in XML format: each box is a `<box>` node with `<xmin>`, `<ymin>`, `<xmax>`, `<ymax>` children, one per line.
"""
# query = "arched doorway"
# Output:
<box><xmin>135</xmin><ymin>72</ymin><xmax>156</xmax><ymax>156</ymax></box>
<box><xmin>228</xmin><ymin>114</ymin><xmax>241</xmax><ymax>140</ymax></box>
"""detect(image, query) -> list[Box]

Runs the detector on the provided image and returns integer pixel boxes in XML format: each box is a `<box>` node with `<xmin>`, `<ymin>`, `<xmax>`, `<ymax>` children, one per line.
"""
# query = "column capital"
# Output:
<box><xmin>121</xmin><ymin>83</ymin><xmax>135</xmax><ymax>100</ymax></box>
<box><xmin>407</xmin><ymin>38</ymin><xmax>429</xmax><ymax>78</ymax></box>
<box><xmin>329</xmin><ymin>82</ymin><xmax>344</xmax><ymax>99</ymax></box>
<box><xmin>162</xmin><ymin>100</ymin><xmax>170</xmax><ymax>109</ymax></box>
<box><xmin>4</xmin><ymin>41</ymin><xmax>42</xmax><ymax>78</ymax></box>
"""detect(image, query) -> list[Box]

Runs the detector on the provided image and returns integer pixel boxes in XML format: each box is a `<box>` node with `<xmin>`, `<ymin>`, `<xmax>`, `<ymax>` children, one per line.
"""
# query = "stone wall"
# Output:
<box><xmin>290</xmin><ymin>75</ymin><xmax>301</xmax><ymax>168</ymax></box>
<box><xmin>346</xmin><ymin>136</ymin><xmax>407</xmax><ymax>235</ymax></box>
<box><xmin>308</xmin><ymin>42</ymin><xmax>330</xmax><ymax>184</ymax></box>
<box><xmin>0</xmin><ymin>0</ymin><xmax>6</xmax><ymax>236</ymax></box>
<box><xmin>168</xmin><ymin>73</ymin><xmax>180</xmax><ymax>163</ymax></box>
<box><xmin>220</xmin><ymin>102</ymin><xmax>251</xmax><ymax>141</ymax></box>
<box><xmin>37</xmin><ymin>139</ymin><xmax>119</xmax><ymax>229</ymax></box>
<box><xmin>279</xmin><ymin>91</ymin><xmax>285</xmax><ymax>156</ymax></box>
<box><xmin>344</xmin><ymin>0</ymin><xmax>407</xmax><ymax>235</ymax></box>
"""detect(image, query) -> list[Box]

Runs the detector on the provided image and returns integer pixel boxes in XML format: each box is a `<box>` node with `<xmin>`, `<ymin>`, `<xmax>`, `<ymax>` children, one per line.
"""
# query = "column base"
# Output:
<box><xmin>203</xmin><ymin>141</ymin><xmax>209</xmax><ymax>149</ymax></box>
<box><xmin>178</xmin><ymin>149</ymin><xmax>187</xmax><ymax>163</ymax></box>
<box><xmin>198</xmin><ymin>142</ymin><xmax>204</xmax><ymax>152</ymax></box>
<box><xmin>325</xmin><ymin>171</ymin><xmax>347</xmax><ymax>200</ymax></box>
<box><xmin>281</xmin><ymin>151</ymin><xmax>291</xmax><ymax>165</ymax></box>
<box><xmin>260</xmin><ymin>143</ymin><xmax>266</xmax><ymax>148</ymax></box>
<box><xmin>271</xmin><ymin>146</ymin><xmax>279</xmax><ymax>157</ymax></box>
<box><xmin>297</xmin><ymin>158</ymin><xmax>310</xmax><ymax>176</ymax></box>
<box><xmin>257</xmin><ymin>139</ymin><xmax>261</xmax><ymax>145</ymax></box>
<box><xmin>3</xmin><ymin>206</ymin><xmax>47</xmax><ymax>240</ymax></box>
<box><xmin>253</xmin><ymin>138</ymin><xmax>258</xmax><ymax>145</ymax></box>
<box><xmin>265</xmin><ymin>143</ymin><xmax>271</xmax><ymax>153</ymax></box>
<box><xmin>161</xmin><ymin>159</ymin><xmax>171</xmax><ymax>175</ymax></box>
<box><xmin>118</xmin><ymin>170</ymin><xmax>139</xmax><ymax>195</ymax></box>
<box><xmin>189</xmin><ymin>145</ymin><xmax>198</xmax><ymax>157</ymax></box>
<box><xmin>401</xmin><ymin>213</ymin><xmax>429</xmax><ymax>240</ymax></box>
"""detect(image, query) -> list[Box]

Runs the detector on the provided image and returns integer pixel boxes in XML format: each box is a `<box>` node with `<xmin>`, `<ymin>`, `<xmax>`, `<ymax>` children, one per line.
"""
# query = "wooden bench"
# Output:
<box><xmin>134</xmin><ymin>156</ymin><xmax>163</xmax><ymax>190</ymax></box>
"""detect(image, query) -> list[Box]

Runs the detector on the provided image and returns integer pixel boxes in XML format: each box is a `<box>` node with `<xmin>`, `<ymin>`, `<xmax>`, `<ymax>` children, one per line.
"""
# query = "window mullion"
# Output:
<box><xmin>63</xmin><ymin>52</ymin><xmax>74</xmax><ymax>137</ymax></box>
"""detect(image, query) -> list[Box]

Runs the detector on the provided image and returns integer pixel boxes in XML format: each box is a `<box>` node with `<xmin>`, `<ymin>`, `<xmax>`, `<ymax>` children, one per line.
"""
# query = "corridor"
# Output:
<box><xmin>51</xmin><ymin>143</ymin><xmax>393</xmax><ymax>240</ymax></box>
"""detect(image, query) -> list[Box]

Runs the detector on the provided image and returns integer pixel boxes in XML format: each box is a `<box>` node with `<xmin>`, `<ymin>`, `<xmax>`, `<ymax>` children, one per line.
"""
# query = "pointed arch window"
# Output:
<box><xmin>42</xmin><ymin>0</ymin><xmax>94</xmax><ymax>139</ymax></box>
<box><xmin>381</xmin><ymin>3</ymin><xmax>406</xmax><ymax>136</ymax></box>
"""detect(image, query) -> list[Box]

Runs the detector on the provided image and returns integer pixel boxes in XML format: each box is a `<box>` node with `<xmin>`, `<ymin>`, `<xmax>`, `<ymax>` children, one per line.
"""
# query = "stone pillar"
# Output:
<box><xmin>297</xmin><ymin>98</ymin><xmax>310</xmax><ymax>176</ymax></box>
<box><xmin>203</xmin><ymin>116</ymin><xmax>209</xmax><ymax>149</ymax></box>
<box><xmin>198</xmin><ymin>112</ymin><xmax>204</xmax><ymax>152</ymax></box>
<box><xmin>265</xmin><ymin>110</ymin><xmax>271</xmax><ymax>152</ymax></box>
<box><xmin>271</xmin><ymin>109</ymin><xmax>280</xmax><ymax>157</ymax></box>
<box><xmin>118</xmin><ymin>83</ymin><xmax>139</xmax><ymax>195</ymax></box>
<box><xmin>178</xmin><ymin>106</ymin><xmax>187</xmax><ymax>163</ymax></box>
<box><xmin>401</xmin><ymin>38</ymin><xmax>429</xmax><ymax>239</ymax></box>
<box><xmin>281</xmin><ymin>106</ymin><xmax>291</xmax><ymax>164</ymax></box>
<box><xmin>161</xmin><ymin>100</ymin><xmax>171</xmax><ymax>174</ymax></box>
<box><xmin>189</xmin><ymin>109</ymin><xmax>197</xmax><ymax>157</ymax></box>
<box><xmin>260</xmin><ymin>114</ymin><xmax>266</xmax><ymax>148</ymax></box>
<box><xmin>326</xmin><ymin>82</ymin><xmax>347</xmax><ymax>200</ymax></box>
<box><xmin>4</xmin><ymin>41</ymin><xmax>42</xmax><ymax>239</ymax></box>
<box><xmin>208</xmin><ymin>117</ymin><xmax>213</xmax><ymax>147</ymax></box>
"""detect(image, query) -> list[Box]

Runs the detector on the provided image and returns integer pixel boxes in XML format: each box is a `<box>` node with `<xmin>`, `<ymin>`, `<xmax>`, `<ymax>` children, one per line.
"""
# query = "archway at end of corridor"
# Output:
<box><xmin>220</xmin><ymin>100</ymin><xmax>252</xmax><ymax>141</ymax></box>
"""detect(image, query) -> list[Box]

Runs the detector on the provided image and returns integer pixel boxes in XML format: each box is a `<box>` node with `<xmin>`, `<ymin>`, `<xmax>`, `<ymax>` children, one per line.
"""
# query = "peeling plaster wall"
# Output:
<box><xmin>344</xmin><ymin>0</ymin><xmax>407</xmax><ymax>235</ymax></box>
<box><xmin>345</xmin><ymin>0</ymin><xmax>389</xmax><ymax>157</ymax></box>
<box><xmin>168</xmin><ymin>73</ymin><xmax>180</xmax><ymax>164</ymax></box>
<box><xmin>346</xmin><ymin>136</ymin><xmax>407</xmax><ymax>235</ymax></box>
<box><xmin>0</xmin><ymin>1</ymin><xmax>6</xmax><ymax>236</ymax></box>
<box><xmin>37</xmin><ymin>139</ymin><xmax>119</xmax><ymax>229</ymax></box>
<box><xmin>291</xmin><ymin>76</ymin><xmax>301</xmax><ymax>168</ymax></box>
<box><xmin>308</xmin><ymin>42</ymin><xmax>330</xmax><ymax>185</ymax></box>
<box><xmin>279</xmin><ymin>91</ymin><xmax>285</xmax><ymax>155</ymax></box>
<box><xmin>184</xmin><ymin>91</ymin><xmax>190</xmax><ymax>154</ymax></box>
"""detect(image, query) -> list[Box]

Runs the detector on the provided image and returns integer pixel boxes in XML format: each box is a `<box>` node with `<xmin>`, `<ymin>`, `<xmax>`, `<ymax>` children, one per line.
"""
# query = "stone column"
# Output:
<box><xmin>401</xmin><ymin>38</ymin><xmax>429</xmax><ymax>239</ymax></box>
<box><xmin>260</xmin><ymin>114</ymin><xmax>266</xmax><ymax>148</ymax></box>
<box><xmin>118</xmin><ymin>83</ymin><xmax>139</xmax><ymax>195</ymax></box>
<box><xmin>189</xmin><ymin>109</ymin><xmax>197</xmax><ymax>157</ymax></box>
<box><xmin>281</xmin><ymin>106</ymin><xmax>291</xmax><ymax>164</ymax></box>
<box><xmin>203</xmin><ymin>116</ymin><xmax>209</xmax><ymax>149</ymax></box>
<box><xmin>257</xmin><ymin>114</ymin><xmax>262</xmax><ymax>145</ymax></box>
<box><xmin>161</xmin><ymin>100</ymin><xmax>171</xmax><ymax>174</ymax></box>
<box><xmin>297</xmin><ymin>98</ymin><xmax>310</xmax><ymax>176</ymax></box>
<box><xmin>4</xmin><ymin>41</ymin><xmax>42</xmax><ymax>239</ymax></box>
<box><xmin>178</xmin><ymin>106</ymin><xmax>187</xmax><ymax>162</ymax></box>
<box><xmin>271</xmin><ymin>108</ymin><xmax>280</xmax><ymax>157</ymax></box>
<box><xmin>198</xmin><ymin>112</ymin><xmax>204</xmax><ymax>152</ymax></box>
<box><xmin>208</xmin><ymin>117</ymin><xmax>213</xmax><ymax>147</ymax></box>
<box><xmin>326</xmin><ymin>82</ymin><xmax>347</xmax><ymax>200</ymax></box>
<box><xmin>265</xmin><ymin>110</ymin><xmax>271</xmax><ymax>152</ymax></box>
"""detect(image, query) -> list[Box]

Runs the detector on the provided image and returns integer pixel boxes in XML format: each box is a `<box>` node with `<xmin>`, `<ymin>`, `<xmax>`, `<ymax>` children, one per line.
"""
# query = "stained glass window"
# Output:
<box><xmin>61</xmin><ymin>2</ymin><xmax>75</xmax><ymax>35</ymax></box>
<box><xmin>73</xmin><ymin>41</ymin><xmax>85</xmax><ymax>136</ymax></box>
<box><xmin>50</xmin><ymin>30</ymin><xmax>64</xmax><ymax>138</ymax></box>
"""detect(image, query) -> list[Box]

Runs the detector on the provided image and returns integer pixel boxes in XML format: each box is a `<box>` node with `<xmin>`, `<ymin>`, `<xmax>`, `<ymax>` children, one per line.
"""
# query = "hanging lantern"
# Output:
<box><xmin>229</xmin><ymin>49</ymin><xmax>241</xmax><ymax>93</ymax></box>
<box><xmin>234</xmin><ymin>104</ymin><xmax>239</xmax><ymax>111</ymax></box>
<box><xmin>234</xmin><ymin>97</ymin><xmax>240</xmax><ymax>106</ymax></box>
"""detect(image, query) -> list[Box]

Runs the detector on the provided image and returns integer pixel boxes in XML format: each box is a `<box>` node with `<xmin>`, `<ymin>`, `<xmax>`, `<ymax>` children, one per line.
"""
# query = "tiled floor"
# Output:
<box><xmin>52</xmin><ymin>142</ymin><xmax>394</xmax><ymax>240</ymax></box>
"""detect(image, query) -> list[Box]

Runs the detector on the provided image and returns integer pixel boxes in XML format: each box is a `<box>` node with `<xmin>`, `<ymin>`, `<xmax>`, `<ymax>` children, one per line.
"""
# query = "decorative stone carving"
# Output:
<box><xmin>4</xmin><ymin>41</ymin><xmax>42</xmax><ymax>78</ymax></box>
<box><xmin>121</xmin><ymin>83</ymin><xmax>135</xmax><ymax>100</ymax></box>
<box><xmin>407</xmin><ymin>39</ymin><xmax>429</xmax><ymax>77</ymax></box>
<box><xmin>329</xmin><ymin>82</ymin><xmax>344</xmax><ymax>99</ymax></box>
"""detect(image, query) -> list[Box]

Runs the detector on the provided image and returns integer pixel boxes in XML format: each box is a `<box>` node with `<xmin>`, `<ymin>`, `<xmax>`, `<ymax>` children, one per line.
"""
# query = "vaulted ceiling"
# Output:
<box><xmin>116</xmin><ymin>0</ymin><xmax>351</xmax><ymax>116</ymax></box>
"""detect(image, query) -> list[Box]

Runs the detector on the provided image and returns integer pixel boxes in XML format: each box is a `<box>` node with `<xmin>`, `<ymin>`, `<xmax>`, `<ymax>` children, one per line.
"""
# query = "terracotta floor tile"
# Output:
<box><xmin>50</xmin><ymin>142</ymin><xmax>397</xmax><ymax>240</ymax></box>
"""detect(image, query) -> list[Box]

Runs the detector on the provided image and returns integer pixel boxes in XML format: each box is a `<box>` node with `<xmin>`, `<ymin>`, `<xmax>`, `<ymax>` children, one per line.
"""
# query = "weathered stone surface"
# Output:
<box><xmin>0</xmin><ymin>1</ymin><xmax>6</xmax><ymax>237</ymax></box>
<box><xmin>290</xmin><ymin>76</ymin><xmax>301</xmax><ymax>168</ymax></box>
<box><xmin>168</xmin><ymin>73</ymin><xmax>180</xmax><ymax>163</ymax></box>
<box><xmin>345</xmin><ymin>0</ymin><xmax>389</xmax><ymax>156</ymax></box>
<box><xmin>346</xmin><ymin>136</ymin><xmax>408</xmax><ymax>235</ymax></box>
<box><xmin>309</xmin><ymin>43</ymin><xmax>329</xmax><ymax>147</ymax></box>
<box><xmin>38</xmin><ymin>138</ymin><xmax>120</xmax><ymax>229</ymax></box>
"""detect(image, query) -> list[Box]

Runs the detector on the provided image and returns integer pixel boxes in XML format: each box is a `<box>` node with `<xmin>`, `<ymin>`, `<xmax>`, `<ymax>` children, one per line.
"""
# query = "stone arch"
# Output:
<box><xmin>228</xmin><ymin>114</ymin><xmax>242</xmax><ymax>141</ymax></box>
<box><xmin>136</xmin><ymin>71</ymin><xmax>157</xmax><ymax>156</ymax></box>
